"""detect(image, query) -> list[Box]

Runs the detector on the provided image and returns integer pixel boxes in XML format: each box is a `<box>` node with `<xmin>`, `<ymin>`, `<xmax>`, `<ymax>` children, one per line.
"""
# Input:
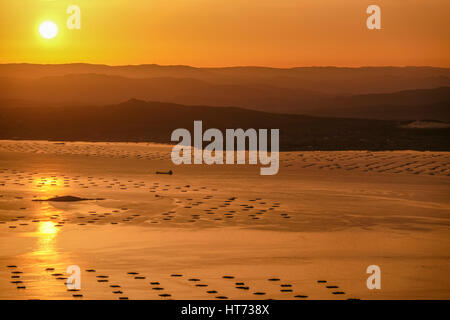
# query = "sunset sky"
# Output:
<box><xmin>1</xmin><ymin>0</ymin><xmax>449</xmax><ymax>67</ymax></box>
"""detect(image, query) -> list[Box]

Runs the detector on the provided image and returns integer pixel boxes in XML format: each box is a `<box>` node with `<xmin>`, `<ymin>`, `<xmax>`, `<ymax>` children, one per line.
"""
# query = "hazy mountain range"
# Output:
<box><xmin>1</xmin><ymin>64</ymin><xmax>449</xmax><ymax>94</ymax></box>
<box><xmin>0</xmin><ymin>64</ymin><xmax>449</xmax><ymax>150</ymax></box>
<box><xmin>1</xmin><ymin>64</ymin><xmax>449</xmax><ymax>121</ymax></box>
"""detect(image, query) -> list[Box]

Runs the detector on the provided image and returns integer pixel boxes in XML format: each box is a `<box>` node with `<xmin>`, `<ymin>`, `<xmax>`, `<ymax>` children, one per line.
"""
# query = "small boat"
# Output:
<box><xmin>155</xmin><ymin>170</ymin><xmax>173</xmax><ymax>175</ymax></box>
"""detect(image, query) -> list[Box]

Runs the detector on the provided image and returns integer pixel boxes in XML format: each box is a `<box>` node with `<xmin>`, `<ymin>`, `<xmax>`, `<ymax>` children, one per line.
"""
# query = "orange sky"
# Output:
<box><xmin>1</xmin><ymin>0</ymin><xmax>449</xmax><ymax>67</ymax></box>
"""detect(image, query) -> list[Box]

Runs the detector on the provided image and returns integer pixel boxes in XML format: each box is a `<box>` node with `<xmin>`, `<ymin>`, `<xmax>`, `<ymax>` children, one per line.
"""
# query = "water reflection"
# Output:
<box><xmin>39</xmin><ymin>221</ymin><xmax>58</xmax><ymax>235</ymax></box>
<box><xmin>32</xmin><ymin>221</ymin><xmax>59</xmax><ymax>257</ymax></box>
<box><xmin>34</xmin><ymin>177</ymin><xmax>63</xmax><ymax>194</ymax></box>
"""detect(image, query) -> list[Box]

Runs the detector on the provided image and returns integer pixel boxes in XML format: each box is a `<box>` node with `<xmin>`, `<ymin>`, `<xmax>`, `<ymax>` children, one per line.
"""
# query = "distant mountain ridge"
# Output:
<box><xmin>1</xmin><ymin>73</ymin><xmax>449</xmax><ymax>121</ymax></box>
<box><xmin>0</xmin><ymin>99</ymin><xmax>448</xmax><ymax>151</ymax></box>
<box><xmin>1</xmin><ymin>63</ymin><xmax>449</xmax><ymax>94</ymax></box>
<box><xmin>1</xmin><ymin>64</ymin><xmax>449</xmax><ymax>121</ymax></box>
<box><xmin>312</xmin><ymin>87</ymin><xmax>450</xmax><ymax>121</ymax></box>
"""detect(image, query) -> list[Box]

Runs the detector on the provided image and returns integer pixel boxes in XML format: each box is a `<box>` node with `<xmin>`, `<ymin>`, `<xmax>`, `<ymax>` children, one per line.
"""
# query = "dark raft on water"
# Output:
<box><xmin>32</xmin><ymin>196</ymin><xmax>104</xmax><ymax>202</ymax></box>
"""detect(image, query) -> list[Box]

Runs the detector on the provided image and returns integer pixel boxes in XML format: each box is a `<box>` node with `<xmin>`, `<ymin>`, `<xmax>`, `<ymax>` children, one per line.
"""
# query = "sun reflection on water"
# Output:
<box><xmin>33</xmin><ymin>177</ymin><xmax>64</xmax><ymax>194</ymax></box>
<box><xmin>32</xmin><ymin>221</ymin><xmax>60</xmax><ymax>257</ymax></box>
<box><xmin>39</xmin><ymin>221</ymin><xmax>58</xmax><ymax>235</ymax></box>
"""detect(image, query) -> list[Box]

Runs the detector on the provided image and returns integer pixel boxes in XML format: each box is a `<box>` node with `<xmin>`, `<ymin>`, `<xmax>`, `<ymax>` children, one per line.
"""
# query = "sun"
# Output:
<box><xmin>39</xmin><ymin>21</ymin><xmax>58</xmax><ymax>39</ymax></box>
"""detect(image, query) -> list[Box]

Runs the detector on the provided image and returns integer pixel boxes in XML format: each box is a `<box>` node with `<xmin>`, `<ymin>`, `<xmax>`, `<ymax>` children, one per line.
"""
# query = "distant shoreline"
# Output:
<box><xmin>1</xmin><ymin>139</ymin><xmax>449</xmax><ymax>152</ymax></box>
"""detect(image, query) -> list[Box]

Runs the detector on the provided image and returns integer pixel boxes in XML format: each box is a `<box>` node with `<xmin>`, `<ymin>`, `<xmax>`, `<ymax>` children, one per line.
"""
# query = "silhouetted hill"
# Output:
<box><xmin>1</xmin><ymin>71</ymin><xmax>449</xmax><ymax>120</ymax></box>
<box><xmin>337</xmin><ymin>87</ymin><xmax>450</xmax><ymax>106</ymax></box>
<box><xmin>0</xmin><ymin>73</ymin><xmax>320</xmax><ymax>109</ymax></box>
<box><xmin>303</xmin><ymin>87</ymin><xmax>450</xmax><ymax>121</ymax></box>
<box><xmin>0</xmin><ymin>99</ymin><xmax>448</xmax><ymax>151</ymax></box>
